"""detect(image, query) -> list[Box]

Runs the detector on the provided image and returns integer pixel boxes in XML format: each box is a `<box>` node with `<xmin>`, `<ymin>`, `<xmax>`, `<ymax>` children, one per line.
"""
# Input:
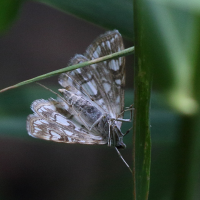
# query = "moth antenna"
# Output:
<box><xmin>37</xmin><ymin>82</ymin><xmax>92</xmax><ymax>131</ymax></box>
<box><xmin>115</xmin><ymin>147</ymin><xmax>132</xmax><ymax>173</ymax></box>
<box><xmin>36</xmin><ymin>82</ymin><xmax>68</xmax><ymax>105</ymax></box>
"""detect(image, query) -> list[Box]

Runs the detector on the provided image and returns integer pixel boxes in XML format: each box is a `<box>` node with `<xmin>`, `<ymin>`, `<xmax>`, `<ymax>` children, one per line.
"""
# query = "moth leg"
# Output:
<box><xmin>107</xmin><ymin>120</ymin><xmax>112</xmax><ymax>147</ymax></box>
<box><xmin>111</xmin><ymin>108</ymin><xmax>134</xmax><ymax>123</ymax></box>
<box><xmin>110</xmin><ymin>118</ymin><xmax>132</xmax><ymax>137</ymax></box>
<box><xmin>115</xmin><ymin>147</ymin><xmax>132</xmax><ymax>173</ymax></box>
<box><xmin>112</xmin><ymin>118</ymin><xmax>132</xmax><ymax>122</ymax></box>
<box><xmin>117</xmin><ymin>104</ymin><xmax>134</xmax><ymax>122</ymax></box>
<box><xmin>122</xmin><ymin>127</ymin><xmax>133</xmax><ymax>137</ymax></box>
<box><xmin>112</xmin><ymin>127</ymin><xmax>116</xmax><ymax>146</ymax></box>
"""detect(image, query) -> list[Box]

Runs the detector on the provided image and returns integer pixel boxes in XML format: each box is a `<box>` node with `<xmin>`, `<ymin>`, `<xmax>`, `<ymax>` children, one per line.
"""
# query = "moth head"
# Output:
<box><xmin>58</xmin><ymin>89</ymin><xmax>66</xmax><ymax>94</ymax></box>
<box><xmin>58</xmin><ymin>89</ymin><xmax>73</xmax><ymax>102</ymax></box>
<box><xmin>116</xmin><ymin>139</ymin><xmax>126</xmax><ymax>149</ymax></box>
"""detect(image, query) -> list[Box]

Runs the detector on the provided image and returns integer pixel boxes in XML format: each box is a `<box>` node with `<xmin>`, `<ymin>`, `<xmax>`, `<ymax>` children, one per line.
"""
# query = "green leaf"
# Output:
<box><xmin>0</xmin><ymin>0</ymin><xmax>24</xmax><ymax>33</ymax></box>
<box><xmin>136</xmin><ymin>0</ymin><xmax>200</xmax><ymax>115</ymax></box>
<box><xmin>35</xmin><ymin>0</ymin><xmax>134</xmax><ymax>39</ymax></box>
<box><xmin>151</xmin><ymin>0</ymin><xmax>200</xmax><ymax>13</ymax></box>
<box><xmin>138</xmin><ymin>1</ymin><xmax>200</xmax><ymax>199</ymax></box>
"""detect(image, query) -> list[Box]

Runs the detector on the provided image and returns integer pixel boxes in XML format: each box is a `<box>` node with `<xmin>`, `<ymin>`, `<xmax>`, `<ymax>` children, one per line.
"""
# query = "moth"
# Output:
<box><xmin>27</xmin><ymin>30</ymin><xmax>132</xmax><ymax>172</ymax></box>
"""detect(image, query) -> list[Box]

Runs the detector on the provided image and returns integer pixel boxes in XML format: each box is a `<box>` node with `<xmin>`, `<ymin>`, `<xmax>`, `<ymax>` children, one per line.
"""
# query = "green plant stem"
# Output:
<box><xmin>0</xmin><ymin>46</ymin><xmax>134</xmax><ymax>93</ymax></box>
<box><xmin>173</xmin><ymin>15</ymin><xmax>200</xmax><ymax>200</ymax></box>
<box><xmin>173</xmin><ymin>114</ymin><xmax>200</xmax><ymax>200</ymax></box>
<box><xmin>133</xmin><ymin>0</ymin><xmax>152</xmax><ymax>199</ymax></box>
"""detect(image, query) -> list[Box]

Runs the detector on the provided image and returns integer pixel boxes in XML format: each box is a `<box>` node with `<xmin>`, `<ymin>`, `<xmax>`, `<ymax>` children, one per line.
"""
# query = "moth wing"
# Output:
<box><xmin>85</xmin><ymin>30</ymin><xmax>125</xmax><ymax>120</ymax></box>
<box><xmin>59</xmin><ymin>30</ymin><xmax>125</xmax><ymax>127</ymax></box>
<box><xmin>27</xmin><ymin>99</ymin><xmax>107</xmax><ymax>144</ymax></box>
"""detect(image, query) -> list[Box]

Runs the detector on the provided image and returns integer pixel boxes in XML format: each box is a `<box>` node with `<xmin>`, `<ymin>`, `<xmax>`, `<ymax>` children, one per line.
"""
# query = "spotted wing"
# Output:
<box><xmin>27</xmin><ymin>99</ymin><xmax>107</xmax><ymax>144</ymax></box>
<box><xmin>59</xmin><ymin>30</ymin><xmax>125</xmax><ymax>123</ymax></box>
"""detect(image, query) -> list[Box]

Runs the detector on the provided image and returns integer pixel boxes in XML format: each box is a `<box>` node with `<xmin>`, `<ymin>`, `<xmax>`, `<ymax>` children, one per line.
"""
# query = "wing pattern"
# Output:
<box><xmin>59</xmin><ymin>30</ymin><xmax>125</xmax><ymax>120</ymax></box>
<box><xmin>27</xmin><ymin>30</ymin><xmax>125</xmax><ymax>144</ymax></box>
<box><xmin>27</xmin><ymin>99</ymin><xmax>107</xmax><ymax>144</ymax></box>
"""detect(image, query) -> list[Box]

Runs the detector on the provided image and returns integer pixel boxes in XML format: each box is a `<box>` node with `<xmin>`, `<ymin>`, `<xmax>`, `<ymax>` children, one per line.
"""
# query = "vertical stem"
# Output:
<box><xmin>173</xmin><ymin>114</ymin><xmax>200</xmax><ymax>200</ymax></box>
<box><xmin>173</xmin><ymin>15</ymin><xmax>200</xmax><ymax>200</ymax></box>
<box><xmin>133</xmin><ymin>0</ymin><xmax>152</xmax><ymax>199</ymax></box>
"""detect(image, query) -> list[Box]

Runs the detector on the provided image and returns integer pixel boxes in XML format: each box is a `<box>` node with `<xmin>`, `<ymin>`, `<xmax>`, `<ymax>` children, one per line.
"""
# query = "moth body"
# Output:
<box><xmin>59</xmin><ymin>88</ymin><xmax>126</xmax><ymax>149</ymax></box>
<box><xmin>27</xmin><ymin>30</ymin><xmax>131</xmax><ymax>172</ymax></box>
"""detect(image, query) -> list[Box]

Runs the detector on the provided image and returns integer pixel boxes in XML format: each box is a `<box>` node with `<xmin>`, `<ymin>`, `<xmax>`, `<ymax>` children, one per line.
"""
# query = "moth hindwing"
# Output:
<box><xmin>27</xmin><ymin>30</ymin><xmax>132</xmax><ymax>173</ymax></box>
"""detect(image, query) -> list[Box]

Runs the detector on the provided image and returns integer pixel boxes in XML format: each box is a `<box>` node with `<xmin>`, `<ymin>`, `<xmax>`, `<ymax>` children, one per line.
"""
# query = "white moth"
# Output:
<box><xmin>27</xmin><ymin>30</ymin><xmax>132</xmax><ymax>172</ymax></box>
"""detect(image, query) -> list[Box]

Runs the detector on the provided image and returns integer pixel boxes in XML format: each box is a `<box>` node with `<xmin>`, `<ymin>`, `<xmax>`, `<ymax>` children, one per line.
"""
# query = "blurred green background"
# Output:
<box><xmin>0</xmin><ymin>1</ymin><xmax>198</xmax><ymax>200</ymax></box>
